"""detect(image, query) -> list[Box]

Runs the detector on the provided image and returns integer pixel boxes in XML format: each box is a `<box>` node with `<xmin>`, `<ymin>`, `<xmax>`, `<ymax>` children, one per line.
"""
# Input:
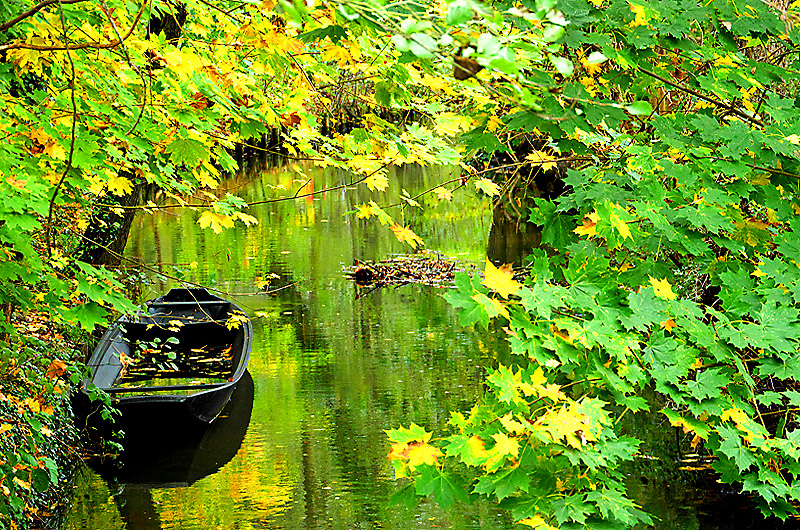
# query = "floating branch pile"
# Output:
<box><xmin>346</xmin><ymin>254</ymin><xmax>466</xmax><ymax>287</ymax></box>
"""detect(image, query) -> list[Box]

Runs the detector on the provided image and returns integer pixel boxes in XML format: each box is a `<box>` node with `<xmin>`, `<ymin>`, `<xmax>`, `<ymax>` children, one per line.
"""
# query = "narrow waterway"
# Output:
<box><xmin>65</xmin><ymin>162</ymin><xmax>790</xmax><ymax>530</ymax></box>
<box><xmin>65</xmin><ymin>163</ymin><xmax>516</xmax><ymax>530</ymax></box>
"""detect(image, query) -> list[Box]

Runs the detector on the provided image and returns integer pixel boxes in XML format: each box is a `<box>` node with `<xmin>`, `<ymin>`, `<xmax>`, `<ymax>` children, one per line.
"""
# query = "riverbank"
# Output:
<box><xmin>0</xmin><ymin>312</ymin><xmax>93</xmax><ymax>529</ymax></box>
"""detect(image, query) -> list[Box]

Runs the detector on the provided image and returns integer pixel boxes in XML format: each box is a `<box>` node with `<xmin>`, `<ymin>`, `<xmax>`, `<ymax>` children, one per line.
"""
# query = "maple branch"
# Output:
<box><xmin>45</xmin><ymin>0</ymin><xmax>78</xmax><ymax>259</ymax></box>
<box><xmin>637</xmin><ymin>67</ymin><xmax>764</xmax><ymax>127</ymax></box>
<box><xmin>0</xmin><ymin>0</ymin><xmax>87</xmax><ymax>33</ymax></box>
<box><xmin>0</xmin><ymin>0</ymin><xmax>147</xmax><ymax>52</ymax></box>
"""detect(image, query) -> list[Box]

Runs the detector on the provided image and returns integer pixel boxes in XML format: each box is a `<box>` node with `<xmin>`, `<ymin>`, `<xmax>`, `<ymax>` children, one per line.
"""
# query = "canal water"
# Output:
<box><xmin>64</xmin><ymin>163</ymin><xmax>792</xmax><ymax>529</ymax></box>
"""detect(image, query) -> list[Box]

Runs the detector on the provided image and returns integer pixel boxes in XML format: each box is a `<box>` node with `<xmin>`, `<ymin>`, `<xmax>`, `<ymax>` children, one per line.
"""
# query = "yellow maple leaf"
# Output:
<box><xmin>468</xmin><ymin>435</ymin><xmax>487</xmax><ymax>457</ymax></box>
<box><xmin>408</xmin><ymin>442</ymin><xmax>443</xmax><ymax>467</ymax></box>
<box><xmin>482</xmin><ymin>260</ymin><xmax>521</xmax><ymax>299</ymax></box>
<box><xmin>529</xmin><ymin>367</ymin><xmax>547</xmax><ymax>387</ymax></box>
<box><xmin>499</xmin><ymin>413</ymin><xmax>527</xmax><ymax>435</ymax></box>
<box><xmin>475</xmin><ymin>177</ymin><xmax>500</xmax><ymax>197</ymax></box>
<box><xmin>629</xmin><ymin>2</ymin><xmax>648</xmax><ymax>26</ymax></box>
<box><xmin>108</xmin><ymin>174</ymin><xmax>133</xmax><ymax>196</ymax></box>
<box><xmin>356</xmin><ymin>203</ymin><xmax>375</xmax><ymax>219</ymax></box>
<box><xmin>649</xmin><ymin>276</ymin><xmax>677</xmax><ymax>300</ymax></box>
<box><xmin>365</xmin><ymin>173</ymin><xmax>389</xmax><ymax>192</ymax></box>
<box><xmin>660</xmin><ymin>318</ymin><xmax>678</xmax><ymax>332</ymax></box>
<box><xmin>434</xmin><ymin>113</ymin><xmax>474</xmax><ymax>136</ymax></box>
<box><xmin>232</xmin><ymin>211</ymin><xmax>258</xmax><ymax>227</ymax></box>
<box><xmin>433</xmin><ymin>187</ymin><xmax>452</xmax><ymax>201</ymax></box>
<box><xmin>487</xmin><ymin>115</ymin><xmax>504</xmax><ymax>132</ymax></box>
<box><xmin>573</xmin><ymin>212</ymin><xmax>598</xmax><ymax>237</ymax></box>
<box><xmin>198</xmin><ymin>211</ymin><xmax>235</xmax><ymax>234</ymax></box>
<box><xmin>540</xmin><ymin>383</ymin><xmax>563</xmax><ymax>402</ymax></box>
<box><xmin>321</xmin><ymin>45</ymin><xmax>353</xmax><ymax>67</ymax></box>
<box><xmin>390</xmin><ymin>224</ymin><xmax>424</xmax><ymax>249</ymax></box>
<box><xmin>525</xmin><ymin>150</ymin><xmax>557</xmax><ymax>171</ymax></box>
<box><xmin>491</xmin><ymin>432</ymin><xmax>520</xmax><ymax>458</ymax></box>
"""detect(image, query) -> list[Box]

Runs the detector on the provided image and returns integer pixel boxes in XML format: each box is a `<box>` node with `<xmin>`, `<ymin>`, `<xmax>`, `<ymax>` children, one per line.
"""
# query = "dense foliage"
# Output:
<box><xmin>4</xmin><ymin>0</ymin><xmax>800</xmax><ymax>526</ymax></box>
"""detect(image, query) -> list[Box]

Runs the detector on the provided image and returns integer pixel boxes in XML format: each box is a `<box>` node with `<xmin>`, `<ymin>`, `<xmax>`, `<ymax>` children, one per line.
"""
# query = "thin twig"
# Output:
<box><xmin>45</xmin><ymin>0</ymin><xmax>78</xmax><ymax>258</ymax></box>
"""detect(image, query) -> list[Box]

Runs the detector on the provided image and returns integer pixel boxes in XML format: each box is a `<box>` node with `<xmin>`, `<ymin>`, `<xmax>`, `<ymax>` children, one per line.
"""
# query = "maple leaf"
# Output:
<box><xmin>45</xmin><ymin>359</ymin><xmax>68</xmax><ymax>379</ymax></box>
<box><xmin>629</xmin><ymin>3</ymin><xmax>648</xmax><ymax>26</ymax></box>
<box><xmin>408</xmin><ymin>442</ymin><xmax>444</xmax><ymax>467</ymax></box>
<box><xmin>660</xmin><ymin>318</ymin><xmax>678</xmax><ymax>332</ymax></box>
<box><xmin>573</xmin><ymin>211</ymin><xmax>598</xmax><ymax>237</ymax></box>
<box><xmin>482</xmin><ymin>260</ymin><xmax>521</xmax><ymax>298</ymax></box>
<box><xmin>525</xmin><ymin>150</ymin><xmax>557</xmax><ymax>171</ymax></box>
<box><xmin>649</xmin><ymin>276</ymin><xmax>677</xmax><ymax>300</ymax></box>
<box><xmin>540</xmin><ymin>383</ymin><xmax>564</xmax><ymax>402</ymax></box>
<box><xmin>368</xmin><ymin>201</ymin><xmax>393</xmax><ymax>225</ymax></box>
<box><xmin>491</xmin><ymin>432</ymin><xmax>520</xmax><ymax>458</ymax></box>
<box><xmin>486</xmin><ymin>115</ymin><xmax>504</xmax><ymax>132</ymax></box>
<box><xmin>500</xmin><ymin>412</ymin><xmax>527</xmax><ymax>435</ymax></box>
<box><xmin>433</xmin><ymin>187</ymin><xmax>452</xmax><ymax>201</ymax></box>
<box><xmin>108</xmin><ymin>174</ymin><xmax>133</xmax><ymax>196</ymax></box>
<box><xmin>198</xmin><ymin>211</ymin><xmax>235</xmax><ymax>234</ymax></box>
<box><xmin>517</xmin><ymin>515</ymin><xmax>559</xmax><ymax>530</ymax></box>
<box><xmin>356</xmin><ymin>203</ymin><xmax>375</xmax><ymax>219</ymax></box>
<box><xmin>365</xmin><ymin>173</ymin><xmax>389</xmax><ymax>192</ymax></box>
<box><xmin>475</xmin><ymin>177</ymin><xmax>500</xmax><ymax>197</ymax></box>
<box><xmin>390</xmin><ymin>224</ymin><xmax>424</xmax><ymax>249</ymax></box>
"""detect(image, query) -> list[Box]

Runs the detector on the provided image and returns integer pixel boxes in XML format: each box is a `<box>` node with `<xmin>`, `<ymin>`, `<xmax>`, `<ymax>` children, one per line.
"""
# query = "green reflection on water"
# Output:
<box><xmin>64</xmin><ymin>164</ymin><xmax>514</xmax><ymax>530</ymax></box>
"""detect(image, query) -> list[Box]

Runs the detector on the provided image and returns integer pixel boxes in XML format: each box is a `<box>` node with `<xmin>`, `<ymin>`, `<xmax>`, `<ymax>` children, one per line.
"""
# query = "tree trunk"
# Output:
<box><xmin>78</xmin><ymin>178</ymin><xmax>152</xmax><ymax>267</ymax></box>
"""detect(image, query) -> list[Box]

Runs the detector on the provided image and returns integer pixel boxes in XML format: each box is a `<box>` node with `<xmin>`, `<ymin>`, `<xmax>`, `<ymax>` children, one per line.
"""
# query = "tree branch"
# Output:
<box><xmin>0</xmin><ymin>0</ymin><xmax>86</xmax><ymax>33</ymax></box>
<box><xmin>0</xmin><ymin>0</ymin><xmax>147</xmax><ymax>52</ymax></box>
<box><xmin>638</xmin><ymin>67</ymin><xmax>764</xmax><ymax>127</ymax></box>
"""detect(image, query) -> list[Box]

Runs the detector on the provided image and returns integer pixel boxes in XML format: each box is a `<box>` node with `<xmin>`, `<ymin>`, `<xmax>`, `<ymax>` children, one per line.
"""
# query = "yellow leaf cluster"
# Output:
<box><xmin>388</xmin><ymin>441</ymin><xmax>443</xmax><ymax>471</ymax></box>
<box><xmin>198</xmin><ymin>211</ymin><xmax>258</xmax><ymax>234</ymax></box>
<box><xmin>321</xmin><ymin>45</ymin><xmax>354</xmax><ymax>67</ymax></box>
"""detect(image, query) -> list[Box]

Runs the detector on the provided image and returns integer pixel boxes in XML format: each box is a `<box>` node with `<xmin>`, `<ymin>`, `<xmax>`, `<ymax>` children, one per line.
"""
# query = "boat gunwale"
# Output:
<box><xmin>84</xmin><ymin>289</ymin><xmax>253</xmax><ymax>403</ymax></box>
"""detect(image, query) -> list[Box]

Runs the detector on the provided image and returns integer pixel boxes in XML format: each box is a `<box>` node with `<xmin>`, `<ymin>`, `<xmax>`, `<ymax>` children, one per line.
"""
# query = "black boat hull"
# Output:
<box><xmin>81</xmin><ymin>288</ymin><xmax>253</xmax><ymax>426</ymax></box>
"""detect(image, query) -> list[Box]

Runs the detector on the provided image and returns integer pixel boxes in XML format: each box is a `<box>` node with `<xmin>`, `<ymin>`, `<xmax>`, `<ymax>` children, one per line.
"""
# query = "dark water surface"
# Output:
<box><xmin>65</xmin><ymin>164</ymin><xmax>796</xmax><ymax>530</ymax></box>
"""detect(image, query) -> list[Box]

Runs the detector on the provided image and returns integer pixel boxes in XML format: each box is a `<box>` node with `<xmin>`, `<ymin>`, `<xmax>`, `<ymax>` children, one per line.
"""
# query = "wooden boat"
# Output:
<box><xmin>82</xmin><ymin>288</ymin><xmax>253</xmax><ymax>424</ymax></box>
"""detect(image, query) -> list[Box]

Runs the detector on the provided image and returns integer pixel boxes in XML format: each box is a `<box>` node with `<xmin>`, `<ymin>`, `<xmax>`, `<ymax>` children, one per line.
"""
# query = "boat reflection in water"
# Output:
<box><xmin>92</xmin><ymin>371</ymin><xmax>254</xmax><ymax>529</ymax></box>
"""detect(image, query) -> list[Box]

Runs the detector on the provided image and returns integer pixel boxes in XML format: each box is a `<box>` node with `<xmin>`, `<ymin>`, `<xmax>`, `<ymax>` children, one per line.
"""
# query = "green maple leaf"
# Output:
<box><xmin>443</xmin><ymin>272</ymin><xmax>491</xmax><ymax>328</ymax></box>
<box><xmin>487</xmin><ymin>364</ymin><xmax>521</xmax><ymax>404</ymax></box>
<box><xmin>619</xmin><ymin>288</ymin><xmax>666</xmax><ymax>331</ymax></box>
<box><xmin>685</xmin><ymin>368</ymin><xmax>729</xmax><ymax>401</ymax></box>
<box><xmin>165</xmin><ymin>138</ymin><xmax>207</xmax><ymax>167</ymax></box>
<box><xmin>473</xmin><ymin>465</ymin><xmax>530</xmax><ymax>501</ymax></box>
<box><xmin>586</xmin><ymin>485</ymin><xmax>635</xmax><ymax>523</ymax></box>
<box><xmin>717</xmin><ymin>425</ymin><xmax>757</xmax><ymax>472</ymax></box>
<box><xmin>385</xmin><ymin>423</ymin><xmax>432</xmax><ymax>444</ymax></box>
<box><xmin>552</xmin><ymin>494</ymin><xmax>592</xmax><ymax>525</ymax></box>
<box><xmin>520</xmin><ymin>282</ymin><xmax>567</xmax><ymax>319</ymax></box>
<box><xmin>415</xmin><ymin>466</ymin><xmax>469</xmax><ymax>510</ymax></box>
